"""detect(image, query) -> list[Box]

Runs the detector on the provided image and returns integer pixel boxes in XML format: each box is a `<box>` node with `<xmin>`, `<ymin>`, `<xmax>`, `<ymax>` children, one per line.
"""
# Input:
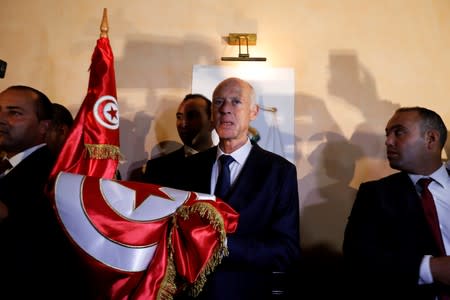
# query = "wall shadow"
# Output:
<box><xmin>328</xmin><ymin>50</ymin><xmax>400</xmax><ymax>162</ymax></box>
<box><xmin>114</xmin><ymin>35</ymin><xmax>218</xmax><ymax>179</ymax></box>
<box><xmin>295</xmin><ymin>50</ymin><xmax>401</xmax><ymax>298</ymax></box>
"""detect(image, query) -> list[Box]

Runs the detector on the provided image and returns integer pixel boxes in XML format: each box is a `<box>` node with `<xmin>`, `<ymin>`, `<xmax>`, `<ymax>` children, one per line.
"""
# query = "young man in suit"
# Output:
<box><xmin>343</xmin><ymin>106</ymin><xmax>450</xmax><ymax>299</ymax></box>
<box><xmin>176</xmin><ymin>77</ymin><xmax>301</xmax><ymax>300</ymax></box>
<box><xmin>0</xmin><ymin>85</ymin><xmax>88</xmax><ymax>299</ymax></box>
<box><xmin>141</xmin><ymin>93</ymin><xmax>213</xmax><ymax>186</ymax></box>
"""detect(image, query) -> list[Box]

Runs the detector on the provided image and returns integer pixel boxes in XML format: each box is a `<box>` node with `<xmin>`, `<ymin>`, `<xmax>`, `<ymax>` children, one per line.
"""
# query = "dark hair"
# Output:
<box><xmin>7</xmin><ymin>85</ymin><xmax>53</xmax><ymax>121</ymax></box>
<box><xmin>51</xmin><ymin>103</ymin><xmax>74</xmax><ymax>128</ymax></box>
<box><xmin>396</xmin><ymin>106</ymin><xmax>448</xmax><ymax>148</ymax></box>
<box><xmin>183</xmin><ymin>93</ymin><xmax>212</xmax><ymax>119</ymax></box>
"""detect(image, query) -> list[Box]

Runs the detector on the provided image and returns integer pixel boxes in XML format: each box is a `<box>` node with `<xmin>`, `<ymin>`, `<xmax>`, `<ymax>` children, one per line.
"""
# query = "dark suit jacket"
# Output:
<box><xmin>343</xmin><ymin>171</ymin><xmax>449</xmax><ymax>299</ymax></box>
<box><xmin>142</xmin><ymin>147</ymin><xmax>186</xmax><ymax>187</ymax></box>
<box><xmin>0</xmin><ymin>146</ymin><xmax>89</xmax><ymax>299</ymax></box>
<box><xmin>176</xmin><ymin>144</ymin><xmax>301</xmax><ymax>300</ymax></box>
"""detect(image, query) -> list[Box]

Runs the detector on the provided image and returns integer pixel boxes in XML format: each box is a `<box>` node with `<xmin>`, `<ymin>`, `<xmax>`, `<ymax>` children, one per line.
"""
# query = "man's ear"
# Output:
<box><xmin>61</xmin><ymin>124</ymin><xmax>71</xmax><ymax>138</ymax></box>
<box><xmin>425</xmin><ymin>129</ymin><xmax>440</xmax><ymax>149</ymax></box>
<box><xmin>249</xmin><ymin>104</ymin><xmax>259</xmax><ymax>121</ymax></box>
<box><xmin>39</xmin><ymin>120</ymin><xmax>51</xmax><ymax>135</ymax></box>
<box><xmin>61</xmin><ymin>124</ymin><xmax>70</xmax><ymax>135</ymax></box>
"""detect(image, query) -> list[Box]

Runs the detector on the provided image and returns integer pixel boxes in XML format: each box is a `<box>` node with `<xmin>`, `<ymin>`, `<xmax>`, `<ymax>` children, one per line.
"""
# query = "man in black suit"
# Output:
<box><xmin>0</xmin><ymin>85</ymin><xmax>88</xmax><ymax>298</ymax></box>
<box><xmin>176</xmin><ymin>77</ymin><xmax>301</xmax><ymax>300</ymax></box>
<box><xmin>343</xmin><ymin>106</ymin><xmax>450</xmax><ymax>299</ymax></box>
<box><xmin>141</xmin><ymin>93</ymin><xmax>213</xmax><ymax>187</ymax></box>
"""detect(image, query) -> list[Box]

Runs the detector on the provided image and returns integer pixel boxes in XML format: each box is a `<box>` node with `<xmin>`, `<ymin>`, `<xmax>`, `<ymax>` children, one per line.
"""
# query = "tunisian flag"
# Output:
<box><xmin>48</xmin><ymin>12</ymin><xmax>239</xmax><ymax>300</ymax></box>
<box><xmin>48</xmin><ymin>35</ymin><xmax>120</xmax><ymax>183</ymax></box>
<box><xmin>54</xmin><ymin>172</ymin><xmax>239</xmax><ymax>300</ymax></box>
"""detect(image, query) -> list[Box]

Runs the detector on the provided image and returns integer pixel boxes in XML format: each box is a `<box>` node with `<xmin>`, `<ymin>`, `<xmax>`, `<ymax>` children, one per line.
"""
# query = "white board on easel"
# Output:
<box><xmin>192</xmin><ymin>64</ymin><xmax>295</xmax><ymax>163</ymax></box>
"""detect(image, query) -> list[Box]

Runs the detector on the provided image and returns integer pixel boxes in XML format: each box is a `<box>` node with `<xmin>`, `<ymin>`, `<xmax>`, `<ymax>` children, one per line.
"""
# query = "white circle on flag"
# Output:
<box><xmin>93</xmin><ymin>95</ymin><xmax>119</xmax><ymax>130</ymax></box>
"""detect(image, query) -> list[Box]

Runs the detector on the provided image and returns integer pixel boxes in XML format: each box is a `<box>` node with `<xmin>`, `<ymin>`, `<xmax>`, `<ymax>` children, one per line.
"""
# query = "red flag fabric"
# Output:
<box><xmin>47</xmin><ymin>33</ymin><xmax>240</xmax><ymax>300</ymax></box>
<box><xmin>54</xmin><ymin>172</ymin><xmax>239</xmax><ymax>300</ymax></box>
<box><xmin>48</xmin><ymin>36</ymin><xmax>120</xmax><ymax>182</ymax></box>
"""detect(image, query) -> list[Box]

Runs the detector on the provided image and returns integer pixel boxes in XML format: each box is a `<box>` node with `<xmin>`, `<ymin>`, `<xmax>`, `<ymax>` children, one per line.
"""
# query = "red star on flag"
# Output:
<box><xmin>118</xmin><ymin>181</ymin><xmax>172</xmax><ymax>209</ymax></box>
<box><xmin>107</xmin><ymin>106</ymin><xmax>118</xmax><ymax>120</ymax></box>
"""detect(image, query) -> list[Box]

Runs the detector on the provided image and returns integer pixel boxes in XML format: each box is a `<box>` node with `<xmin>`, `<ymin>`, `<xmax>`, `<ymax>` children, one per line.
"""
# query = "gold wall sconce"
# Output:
<box><xmin>221</xmin><ymin>33</ymin><xmax>267</xmax><ymax>62</ymax></box>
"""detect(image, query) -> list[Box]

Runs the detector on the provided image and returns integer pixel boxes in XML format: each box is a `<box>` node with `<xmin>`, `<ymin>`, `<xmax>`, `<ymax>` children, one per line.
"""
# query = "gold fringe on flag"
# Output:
<box><xmin>155</xmin><ymin>200</ymin><xmax>231</xmax><ymax>300</ymax></box>
<box><xmin>158</xmin><ymin>231</ymin><xmax>178</xmax><ymax>300</ymax></box>
<box><xmin>177</xmin><ymin>201</ymin><xmax>229</xmax><ymax>297</ymax></box>
<box><xmin>85</xmin><ymin>144</ymin><xmax>122</xmax><ymax>160</ymax></box>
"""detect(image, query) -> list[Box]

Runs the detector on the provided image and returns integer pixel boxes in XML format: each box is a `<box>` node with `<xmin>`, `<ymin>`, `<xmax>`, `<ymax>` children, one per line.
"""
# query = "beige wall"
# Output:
<box><xmin>1</xmin><ymin>0</ymin><xmax>449</xmax><ymax>254</ymax></box>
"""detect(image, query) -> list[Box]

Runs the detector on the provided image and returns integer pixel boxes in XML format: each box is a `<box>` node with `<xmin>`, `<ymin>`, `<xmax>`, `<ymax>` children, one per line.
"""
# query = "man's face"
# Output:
<box><xmin>0</xmin><ymin>88</ymin><xmax>46</xmax><ymax>156</ymax></box>
<box><xmin>212</xmin><ymin>79</ymin><xmax>258</xmax><ymax>144</ymax></box>
<box><xmin>385</xmin><ymin>110</ymin><xmax>428</xmax><ymax>173</ymax></box>
<box><xmin>176</xmin><ymin>97</ymin><xmax>211</xmax><ymax>148</ymax></box>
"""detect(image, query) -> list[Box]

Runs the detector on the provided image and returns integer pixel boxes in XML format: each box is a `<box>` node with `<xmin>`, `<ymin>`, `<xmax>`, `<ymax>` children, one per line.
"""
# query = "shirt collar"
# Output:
<box><xmin>409</xmin><ymin>164</ymin><xmax>449</xmax><ymax>188</ymax></box>
<box><xmin>8</xmin><ymin>143</ymin><xmax>46</xmax><ymax>168</ymax></box>
<box><xmin>216</xmin><ymin>138</ymin><xmax>252</xmax><ymax>165</ymax></box>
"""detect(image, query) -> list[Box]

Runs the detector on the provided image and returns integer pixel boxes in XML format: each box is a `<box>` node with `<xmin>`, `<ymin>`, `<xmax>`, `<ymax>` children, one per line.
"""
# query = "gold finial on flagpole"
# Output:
<box><xmin>100</xmin><ymin>8</ymin><xmax>109</xmax><ymax>38</ymax></box>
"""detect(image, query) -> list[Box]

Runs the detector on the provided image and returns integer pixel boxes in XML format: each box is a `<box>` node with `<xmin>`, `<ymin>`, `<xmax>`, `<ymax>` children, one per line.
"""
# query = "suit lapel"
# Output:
<box><xmin>187</xmin><ymin>147</ymin><xmax>216</xmax><ymax>194</ymax></box>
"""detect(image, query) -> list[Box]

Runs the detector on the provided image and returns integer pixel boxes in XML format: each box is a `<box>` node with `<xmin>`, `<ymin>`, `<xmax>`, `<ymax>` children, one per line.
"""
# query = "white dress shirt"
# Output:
<box><xmin>409</xmin><ymin>164</ymin><xmax>450</xmax><ymax>284</ymax></box>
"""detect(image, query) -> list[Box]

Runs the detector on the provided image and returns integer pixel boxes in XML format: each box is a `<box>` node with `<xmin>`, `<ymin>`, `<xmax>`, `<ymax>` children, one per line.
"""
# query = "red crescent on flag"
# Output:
<box><xmin>54</xmin><ymin>172</ymin><xmax>198</xmax><ymax>272</ymax></box>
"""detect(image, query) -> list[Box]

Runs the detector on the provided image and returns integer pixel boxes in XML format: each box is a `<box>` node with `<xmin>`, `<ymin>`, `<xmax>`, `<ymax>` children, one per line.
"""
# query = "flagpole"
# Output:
<box><xmin>100</xmin><ymin>8</ymin><xmax>108</xmax><ymax>38</ymax></box>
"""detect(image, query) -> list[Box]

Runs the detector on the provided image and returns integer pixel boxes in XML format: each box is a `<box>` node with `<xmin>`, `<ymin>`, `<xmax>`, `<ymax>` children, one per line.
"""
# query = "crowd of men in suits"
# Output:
<box><xmin>1</xmin><ymin>78</ymin><xmax>450</xmax><ymax>300</ymax></box>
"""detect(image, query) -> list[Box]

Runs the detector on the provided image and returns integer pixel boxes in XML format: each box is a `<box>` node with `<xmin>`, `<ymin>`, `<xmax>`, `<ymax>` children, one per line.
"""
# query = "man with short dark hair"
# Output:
<box><xmin>343</xmin><ymin>106</ymin><xmax>450</xmax><ymax>299</ymax></box>
<box><xmin>141</xmin><ymin>93</ymin><xmax>213</xmax><ymax>187</ymax></box>
<box><xmin>0</xmin><ymin>85</ymin><xmax>88</xmax><ymax>299</ymax></box>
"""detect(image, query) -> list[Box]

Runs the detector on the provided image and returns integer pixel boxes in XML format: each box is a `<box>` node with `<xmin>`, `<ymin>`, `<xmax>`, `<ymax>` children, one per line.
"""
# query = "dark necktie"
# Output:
<box><xmin>214</xmin><ymin>155</ymin><xmax>234</xmax><ymax>200</ymax></box>
<box><xmin>418</xmin><ymin>178</ymin><xmax>446</xmax><ymax>256</ymax></box>
<box><xmin>0</xmin><ymin>158</ymin><xmax>12</xmax><ymax>176</ymax></box>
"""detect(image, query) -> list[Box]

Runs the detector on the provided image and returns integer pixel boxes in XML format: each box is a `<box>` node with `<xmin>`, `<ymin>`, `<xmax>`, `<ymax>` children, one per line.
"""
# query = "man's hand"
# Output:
<box><xmin>0</xmin><ymin>200</ymin><xmax>8</xmax><ymax>221</ymax></box>
<box><xmin>430</xmin><ymin>256</ymin><xmax>450</xmax><ymax>285</ymax></box>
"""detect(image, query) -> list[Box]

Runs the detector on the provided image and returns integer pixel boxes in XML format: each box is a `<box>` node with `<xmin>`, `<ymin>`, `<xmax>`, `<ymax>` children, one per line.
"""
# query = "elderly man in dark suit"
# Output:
<box><xmin>343</xmin><ymin>106</ymin><xmax>450</xmax><ymax>299</ymax></box>
<box><xmin>0</xmin><ymin>85</ymin><xmax>88</xmax><ymax>299</ymax></box>
<box><xmin>176</xmin><ymin>77</ymin><xmax>301</xmax><ymax>300</ymax></box>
